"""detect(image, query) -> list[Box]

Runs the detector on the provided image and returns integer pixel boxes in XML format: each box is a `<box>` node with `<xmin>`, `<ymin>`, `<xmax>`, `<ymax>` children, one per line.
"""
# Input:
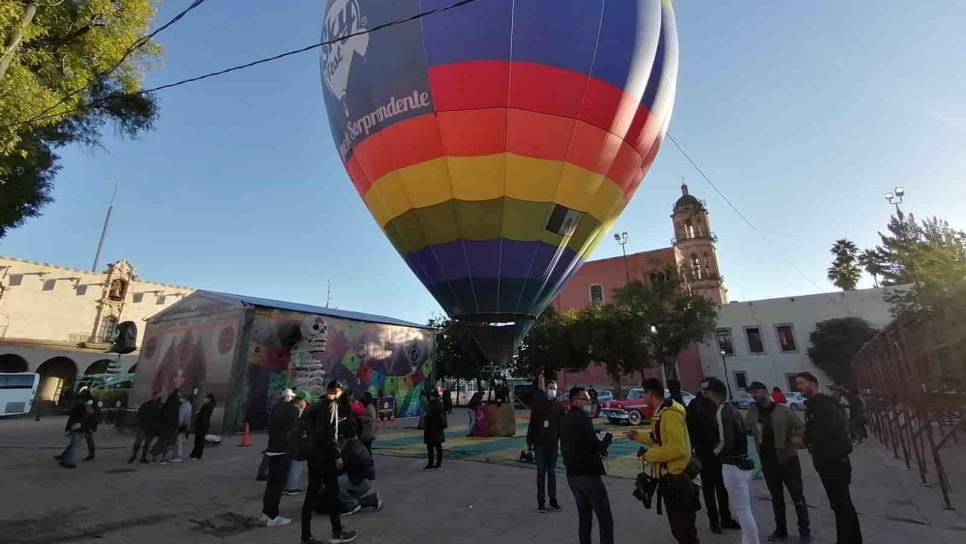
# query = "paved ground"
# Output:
<box><xmin>1</xmin><ymin>414</ymin><xmax>964</xmax><ymax>544</ymax></box>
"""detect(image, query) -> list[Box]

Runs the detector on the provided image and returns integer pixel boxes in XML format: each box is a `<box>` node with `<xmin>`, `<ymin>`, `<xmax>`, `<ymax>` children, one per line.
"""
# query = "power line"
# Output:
<box><xmin>8</xmin><ymin>0</ymin><xmax>209</xmax><ymax>131</ymax></box>
<box><xmin>6</xmin><ymin>0</ymin><xmax>480</xmax><ymax>132</ymax></box>
<box><xmin>665</xmin><ymin>131</ymin><xmax>834</xmax><ymax>296</ymax></box>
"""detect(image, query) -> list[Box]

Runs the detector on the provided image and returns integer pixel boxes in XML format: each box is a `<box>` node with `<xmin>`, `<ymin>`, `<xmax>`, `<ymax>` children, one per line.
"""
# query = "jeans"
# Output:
<box><xmin>59</xmin><ymin>431</ymin><xmax>84</xmax><ymax>466</ymax></box>
<box><xmin>337</xmin><ymin>475</ymin><xmax>378</xmax><ymax>509</ymax></box>
<box><xmin>301</xmin><ymin>462</ymin><xmax>342</xmax><ymax>540</ymax></box>
<box><xmin>762</xmin><ymin>456</ymin><xmax>810</xmax><ymax>536</ymax></box>
<box><xmin>467</xmin><ymin>408</ymin><xmax>476</xmax><ymax>435</ymax></box>
<box><xmin>722</xmin><ymin>464</ymin><xmax>760</xmax><ymax>544</ymax></box>
<box><xmin>175</xmin><ymin>432</ymin><xmax>187</xmax><ymax>459</ymax></box>
<box><xmin>286</xmin><ymin>459</ymin><xmax>306</xmax><ymax>491</ymax></box>
<box><xmin>698</xmin><ymin>452</ymin><xmax>732</xmax><ymax>527</ymax></box>
<box><xmin>666</xmin><ymin>504</ymin><xmax>700</xmax><ymax>544</ymax></box>
<box><xmin>535</xmin><ymin>446</ymin><xmax>559</xmax><ymax>507</ymax></box>
<box><xmin>84</xmin><ymin>431</ymin><xmax>95</xmax><ymax>458</ymax></box>
<box><xmin>567</xmin><ymin>474</ymin><xmax>614</xmax><ymax>544</ymax></box>
<box><xmin>262</xmin><ymin>453</ymin><xmax>291</xmax><ymax>519</ymax></box>
<box><xmin>815</xmin><ymin>456</ymin><xmax>862</xmax><ymax>544</ymax></box>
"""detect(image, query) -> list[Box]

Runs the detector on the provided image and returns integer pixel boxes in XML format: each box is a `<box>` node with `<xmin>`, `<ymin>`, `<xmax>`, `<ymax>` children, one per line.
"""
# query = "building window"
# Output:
<box><xmin>715</xmin><ymin>328</ymin><xmax>734</xmax><ymax>355</ymax></box>
<box><xmin>156</xmin><ymin>294</ymin><xmax>166</xmax><ymax>305</ymax></box>
<box><xmin>690</xmin><ymin>254</ymin><xmax>702</xmax><ymax>279</ymax></box>
<box><xmin>589</xmin><ymin>284</ymin><xmax>604</xmax><ymax>305</ymax></box>
<box><xmin>786</xmin><ymin>373</ymin><xmax>800</xmax><ymax>393</ymax></box>
<box><xmin>734</xmin><ymin>371</ymin><xmax>748</xmax><ymax>389</ymax></box>
<box><xmin>745</xmin><ymin>327</ymin><xmax>765</xmax><ymax>354</ymax></box>
<box><xmin>75</xmin><ymin>285</ymin><xmax>87</xmax><ymax>296</ymax></box>
<box><xmin>42</xmin><ymin>279</ymin><xmax>56</xmax><ymax>291</ymax></box>
<box><xmin>684</xmin><ymin>221</ymin><xmax>695</xmax><ymax>239</ymax></box>
<box><xmin>133</xmin><ymin>293</ymin><xmax>144</xmax><ymax>303</ymax></box>
<box><xmin>775</xmin><ymin>324</ymin><xmax>797</xmax><ymax>352</ymax></box>
<box><xmin>7</xmin><ymin>274</ymin><xmax>22</xmax><ymax>286</ymax></box>
<box><xmin>98</xmin><ymin>316</ymin><xmax>118</xmax><ymax>343</ymax></box>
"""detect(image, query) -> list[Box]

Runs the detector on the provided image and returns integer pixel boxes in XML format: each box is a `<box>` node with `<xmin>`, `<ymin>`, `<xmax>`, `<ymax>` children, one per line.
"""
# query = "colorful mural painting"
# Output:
<box><xmin>131</xmin><ymin>291</ymin><xmax>435</xmax><ymax>432</ymax></box>
<box><xmin>246</xmin><ymin>308</ymin><xmax>435</xmax><ymax>427</ymax></box>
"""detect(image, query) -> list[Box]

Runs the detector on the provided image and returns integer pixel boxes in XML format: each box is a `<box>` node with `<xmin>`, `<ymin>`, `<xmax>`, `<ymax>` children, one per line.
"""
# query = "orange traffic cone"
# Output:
<box><xmin>239</xmin><ymin>422</ymin><xmax>252</xmax><ymax>447</ymax></box>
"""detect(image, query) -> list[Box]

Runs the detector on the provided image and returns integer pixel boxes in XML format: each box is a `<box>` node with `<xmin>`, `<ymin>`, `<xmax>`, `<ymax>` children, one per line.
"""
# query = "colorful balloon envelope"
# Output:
<box><xmin>321</xmin><ymin>0</ymin><xmax>678</xmax><ymax>362</ymax></box>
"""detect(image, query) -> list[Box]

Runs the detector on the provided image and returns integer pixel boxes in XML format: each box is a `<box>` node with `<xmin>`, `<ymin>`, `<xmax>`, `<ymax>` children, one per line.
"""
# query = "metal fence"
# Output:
<box><xmin>851</xmin><ymin>311</ymin><xmax>965</xmax><ymax>510</ymax></box>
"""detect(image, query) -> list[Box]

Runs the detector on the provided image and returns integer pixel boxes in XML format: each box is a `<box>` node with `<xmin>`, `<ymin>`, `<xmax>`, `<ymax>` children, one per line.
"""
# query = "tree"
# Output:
<box><xmin>1</xmin><ymin>1</ymin><xmax>161</xmax><ymax>235</ymax></box>
<box><xmin>807</xmin><ymin>317</ymin><xmax>878</xmax><ymax>387</ymax></box>
<box><xmin>872</xmin><ymin>214</ymin><xmax>921</xmax><ymax>285</ymax></box>
<box><xmin>827</xmin><ymin>238</ymin><xmax>861</xmax><ymax>291</ymax></box>
<box><xmin>611</xmin><ymin>268</ymin><xmax>718</xmax><ymax>380</ymax></box>
<box><xmin>880</xmin><ymin>217</ymin><xmax>966</xmax><ymax>316</ymax></box>
<box><xmin>512</xmin><ymin>306</ymin><xmax>590</xmax><ymax>381</ymax></box>
<box><xmin>857</xmin><ymin>249</ymin><xmax>885</xmax><ymax>287</ymax></box>
<box><xmin>428</xmin><ymin>316</ymin><xmax>486</xmax><ymax>388</ymax></box>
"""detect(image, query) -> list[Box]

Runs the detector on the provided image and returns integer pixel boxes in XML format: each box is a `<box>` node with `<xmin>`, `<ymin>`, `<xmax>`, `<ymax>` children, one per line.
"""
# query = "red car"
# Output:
<box><xmin>599</xmin><ymin>388</ymin><xmax>653</xmax><ymax>425</ymax></box>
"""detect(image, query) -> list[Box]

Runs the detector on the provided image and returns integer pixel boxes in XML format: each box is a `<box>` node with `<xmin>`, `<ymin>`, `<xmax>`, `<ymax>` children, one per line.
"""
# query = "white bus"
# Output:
<box><xmin>0</xmin><ymin>372</ymin><xmax>40</xmax><ymax>416</ymax></box>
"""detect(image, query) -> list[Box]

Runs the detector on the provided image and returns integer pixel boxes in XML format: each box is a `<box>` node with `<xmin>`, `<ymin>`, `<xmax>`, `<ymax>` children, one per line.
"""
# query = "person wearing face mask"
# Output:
<box><xmin>560</xmin><ymin>386</ymin><xmax>614</xmax><ymax>544</ymax></box>
<box><xmin>526</xmin><ymin>380</ymin><xmax>565</xmax><ymax>513</ymax></box>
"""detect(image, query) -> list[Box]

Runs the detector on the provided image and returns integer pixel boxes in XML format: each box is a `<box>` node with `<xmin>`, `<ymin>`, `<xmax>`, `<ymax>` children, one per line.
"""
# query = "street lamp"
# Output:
<box><xmin>719</xmin><ymin>349</ymin><xmax>734</xmax><ymax>400</ymax></box>
<box><xmin>614</xmin><ymin>231</ymin><xmax>629</xmax><ymax>283</ymax></box>
<box><xmin>884</xmin><ymin>186</ymin><xmax>905</xmax><ymax>218</ymax></box>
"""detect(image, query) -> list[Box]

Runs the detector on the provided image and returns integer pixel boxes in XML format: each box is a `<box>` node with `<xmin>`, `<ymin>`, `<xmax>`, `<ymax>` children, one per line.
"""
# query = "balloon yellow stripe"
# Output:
<box><xmin>380</xmin><ymin>197</ymin><xmax>626</xmax><ymax>257</ymax></box>
<box><xmin>362</xmin><ymin>153</ymin><xmax>629</xmax><ymax>228</ymax></box>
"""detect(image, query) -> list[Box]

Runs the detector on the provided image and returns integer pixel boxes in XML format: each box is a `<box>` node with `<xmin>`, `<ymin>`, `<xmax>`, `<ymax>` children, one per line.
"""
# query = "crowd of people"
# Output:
<box><xmin>525</xmin><ymin>372</ymin><xmax>864</xmax><ymax>544</ymax></box>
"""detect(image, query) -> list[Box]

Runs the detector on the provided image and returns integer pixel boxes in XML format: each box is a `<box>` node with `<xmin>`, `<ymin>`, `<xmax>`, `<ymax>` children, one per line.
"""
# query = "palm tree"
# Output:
<box><xmin>858</xmin><ymin>249</ymin><xmax>884</xmax><ymax>287</ymax></box>
<box><xmin>827</xmin><ymin>260</ymin><xmax>861</xmax><ymax>291</ymax></box>
<box><xmin>828</xmin><ymin>239</ymin><xmax>861</xmax><ymax>291</ymax></box>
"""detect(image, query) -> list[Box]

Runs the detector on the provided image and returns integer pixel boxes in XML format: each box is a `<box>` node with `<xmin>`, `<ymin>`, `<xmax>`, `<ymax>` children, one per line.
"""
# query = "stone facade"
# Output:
<box><xmin>0</xmin><ymin>256</ymin><xmax>193</xmax><ymax>401</ymax></box>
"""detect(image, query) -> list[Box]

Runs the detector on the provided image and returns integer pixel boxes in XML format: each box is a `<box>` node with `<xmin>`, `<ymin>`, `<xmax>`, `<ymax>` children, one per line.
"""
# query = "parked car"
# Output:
<box><xmin>600</xmin><ymin>388</ymin><xmax>697</xmax><ymax>425</ymax></box>
<box><xmin>728</xmin><ymin>394</ymin><xmax>756</xmax><ymax>410</ymax></box>
<box><xmin>785</xmin><ymin>392</ymin><xmax>807</xmax><ymax>411</ymax></box>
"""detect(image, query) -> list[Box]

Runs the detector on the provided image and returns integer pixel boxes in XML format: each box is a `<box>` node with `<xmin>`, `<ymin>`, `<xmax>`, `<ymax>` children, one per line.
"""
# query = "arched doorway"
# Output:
<box><xmin>85</xmin><ymin>359</ymin><xmax>113</xmax><ymax>376</ymax></box>
<box><xmin>0</xmin><ymin>354</ymin><xmax>28</xmax><ymax>373</ymax></box>
<box><xmin>36</xmin><ymin>357</ymin><xmax>77</xmax><ymax>405</ymax></box>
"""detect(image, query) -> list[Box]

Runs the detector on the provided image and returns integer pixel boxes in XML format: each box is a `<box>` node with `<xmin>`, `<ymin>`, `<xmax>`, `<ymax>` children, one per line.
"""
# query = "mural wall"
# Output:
<box><xmin>130</xmin><ymin>300</ymin><xmax>242</xmax><ymax>407</ymax></box>
<box><xmin>245</xmin><ymin>308</ymin><xmax>435</xmax><ymax>428</ymax></box>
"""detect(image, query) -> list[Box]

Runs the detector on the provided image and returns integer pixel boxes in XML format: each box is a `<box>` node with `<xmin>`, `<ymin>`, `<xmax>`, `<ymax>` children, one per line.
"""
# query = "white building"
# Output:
<box><xmin>698</xmin><ymin>287</ymin><xmax>901</xmax><ymax>394</ymax></box>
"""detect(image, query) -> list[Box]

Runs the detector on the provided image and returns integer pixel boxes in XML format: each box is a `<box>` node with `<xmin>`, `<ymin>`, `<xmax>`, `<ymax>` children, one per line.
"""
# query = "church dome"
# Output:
<box><xmin>673</xmin><ymin>183</ymin><xmax>701</xmax><ymax>211</ymax></box>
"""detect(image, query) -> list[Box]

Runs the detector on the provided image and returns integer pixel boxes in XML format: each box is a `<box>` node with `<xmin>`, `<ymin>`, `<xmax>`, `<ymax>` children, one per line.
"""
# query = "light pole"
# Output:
<box><xmin>719</xmin><ymin>349</ymin><xmax>734</xmax><ymax>400</ymax></box>
<box><xmin>614</xmin><ymin>231</ymin><xmax>629</xmax><ymax>283</ymax></box>
<box><xmin>884</xmin><ymin>186</ymin><xmax>905</xmax><ymax>219</ymax></box>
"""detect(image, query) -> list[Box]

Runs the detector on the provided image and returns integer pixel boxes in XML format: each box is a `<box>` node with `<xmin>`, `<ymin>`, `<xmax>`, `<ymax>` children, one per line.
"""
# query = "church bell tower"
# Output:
<box><xmin>671</xmin><ymin>183</ymin><xmax>727</xmax><ymax>304</ymax></box>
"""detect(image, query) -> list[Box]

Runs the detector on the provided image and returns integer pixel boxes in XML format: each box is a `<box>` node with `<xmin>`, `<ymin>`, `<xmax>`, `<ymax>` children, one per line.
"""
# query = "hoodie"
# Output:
<box><xmin>632</xmin><ymin>399</ymin><xmax>691</xmax><ymax>478</ymax></box>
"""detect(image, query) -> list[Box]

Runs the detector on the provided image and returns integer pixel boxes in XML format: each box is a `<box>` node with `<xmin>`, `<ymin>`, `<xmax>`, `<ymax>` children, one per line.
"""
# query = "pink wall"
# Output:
<box><xmin>550</xmin><ymin>247</ymin><xmax>706</xmax><ymax>393</ymax></box>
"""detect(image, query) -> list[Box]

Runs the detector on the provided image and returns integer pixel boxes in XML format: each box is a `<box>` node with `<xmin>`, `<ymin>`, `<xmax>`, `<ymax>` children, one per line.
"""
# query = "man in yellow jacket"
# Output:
<box><xmin>626</xmin><ymin>378</ymin><xmax>700</xmax><ymax>544</ymax></box>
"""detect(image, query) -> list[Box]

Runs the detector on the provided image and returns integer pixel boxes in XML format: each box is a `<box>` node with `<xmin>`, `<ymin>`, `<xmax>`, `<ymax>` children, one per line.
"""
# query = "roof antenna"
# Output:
<box><xmin>91</xmin><ymin>181</ymin><xmax>118</xmax><ymax>272</ymax></box>
<box><xmin>325</xmin><ymin>279</ymin><xmax>333</xmax><ymax>308</ymax></box>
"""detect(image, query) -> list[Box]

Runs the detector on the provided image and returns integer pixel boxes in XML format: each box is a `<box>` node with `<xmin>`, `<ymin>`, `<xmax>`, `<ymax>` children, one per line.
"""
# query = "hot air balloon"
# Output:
<box><xmin>320</xmin><ymin>0</ymin><xmax>678</xmax><ymax>364</ymax></box>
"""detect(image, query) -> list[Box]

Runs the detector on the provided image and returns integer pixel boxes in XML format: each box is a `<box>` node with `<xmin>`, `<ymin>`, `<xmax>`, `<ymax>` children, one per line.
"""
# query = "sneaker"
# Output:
<box><xmin>768</xmin><ymin>530</ymin><xmax>788</xmax><ymax>541</ymax></box>
<box><xmin>160</xmin><ymin>460</ymin><xmax>169</xmax><ymax>465</ymax></box>
<box><xmin>330</xmin><ymin>529</ymin><xmax>358</xmax><ymax>544</ymax></box>
<box><xmin>170</xmin><ymin>457</ymin><xmax>183</xmax><ymax>463</ymax></box>
<box><xmin>265</xmin><ymin>516</ymin><xmax>291</xmax><ymax>527</ymax></box>
<box><xmin>340</xmin><ymin>504</ymin><xmax>362</xmax><ymax>517</ymax></box>
<box><xmin>283</xmin><ymin>489</ymin><xmax>303</xmax><ymax>496</ymax></box>
<box><xmin>60</xmin><ymin>463</ymin><xmax>77</xmax><ymax>469</ymax></box>
<box><xmin>798</xmin><ymin>532</ymin><xmax>812</xmax><ymax>544</ymax></box>
<box><xmin>258</xmin><ymin>513</ymin><xmax>271</xmax><ymax>524</ymax></box>
<box><xmin>537</xmin><ymin>505</ymin><xmax>547</xmax><ymax>513</ymax></box>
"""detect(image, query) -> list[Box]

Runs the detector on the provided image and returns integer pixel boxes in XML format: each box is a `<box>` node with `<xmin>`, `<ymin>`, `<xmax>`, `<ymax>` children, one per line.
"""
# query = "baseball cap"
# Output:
<box><xmin>747</xmin><ymin>381</ymin><xmax>768</xmax><ymax>391</ymax></box>
<box><xmin>296</xmin><ymin>390</ymin><xmax>312</xmax><ymax>402</ymax></box>
<box><xmin>281</xmin><ymin>388</ymin><xmax>296</xmax><ymax>399</ymax></box>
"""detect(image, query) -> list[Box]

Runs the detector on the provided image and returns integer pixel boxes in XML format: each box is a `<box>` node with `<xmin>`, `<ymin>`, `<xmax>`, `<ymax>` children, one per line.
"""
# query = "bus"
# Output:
<box><xmin>0</xmin><ymin>372</ymin><xmax>40</xmax><ymax>416</ymax></box>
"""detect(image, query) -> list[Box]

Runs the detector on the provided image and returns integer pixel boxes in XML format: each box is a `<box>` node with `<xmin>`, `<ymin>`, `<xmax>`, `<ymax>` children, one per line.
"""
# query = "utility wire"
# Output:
<box><xmin>9</xmin><ymin>0</ymin><xmax>209</xmax><ymax>131</ymax></box>
<box><xmin>666</xmin><ymin>131</ymin><xmax>840</xmax><ymax>298</ymax></box>
<box><xmin>5</xmin><ymin>0</ymin><xmax>480</xmax><ymax>132</ymax></box>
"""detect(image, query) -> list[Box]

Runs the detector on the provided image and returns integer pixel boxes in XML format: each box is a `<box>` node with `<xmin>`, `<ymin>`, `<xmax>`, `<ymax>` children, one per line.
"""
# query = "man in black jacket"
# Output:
<box><xmin>261</xmin><ymin>388</ymin><xmax>298</xmax><ymax>527</ymax></box>
<box><xmin>526</xmin><ymin>380</ymin><xmax>565</xmax><ymax>513</ymax></box>
<box><xmin>686</xmin><ymin>379</ymin><xmax>737</xmax><ymax>534</ymax></box>
<box><xmin>131</xmin><ymin>392</ymin><xmax>163</xmax><ymax>463</ymax></box>
<box><xmin>55</xmin><ymin>398</ymin><xmax>93</xmax><ymax>469</ymax></box>
<box><xmin>797</xmin><ymin>372</ymin><xmax>862</xmax><ymax>544</ymax></box>
<box><xmin>151</xmin><ymin>389</ymin><xmax>180</xmax><ymax>463</ymax></box>
<box><xmin>560</xmin><ymin>387</ymin><xmax>613</xmax><ymax>544</ymax></box>
<box><xmin>302</xmin><ymin>380</ymin><xmax>357</xmax><ymax>544</ymax></box>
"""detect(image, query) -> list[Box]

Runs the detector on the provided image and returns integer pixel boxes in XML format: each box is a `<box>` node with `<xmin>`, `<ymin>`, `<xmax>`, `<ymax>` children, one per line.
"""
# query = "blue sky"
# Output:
<box><xmin>3</xmin><ymin>0</ymin><xmax>965</xmax><ymax>323</ymax></box>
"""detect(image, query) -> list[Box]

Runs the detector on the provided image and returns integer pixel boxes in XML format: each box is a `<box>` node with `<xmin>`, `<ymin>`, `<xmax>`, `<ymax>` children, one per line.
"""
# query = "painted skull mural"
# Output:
<box><xmin>245</xmin><ymin>308</ymin><xmax>434</xmax><ymax>427</ymax></box>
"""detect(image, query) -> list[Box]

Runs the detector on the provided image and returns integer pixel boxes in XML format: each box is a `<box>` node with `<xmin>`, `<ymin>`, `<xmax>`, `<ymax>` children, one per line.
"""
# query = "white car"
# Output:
<box><xmin>786</xmin><ymin>392</ymin><xmax>807</xmax><ymax>411</ymax></box>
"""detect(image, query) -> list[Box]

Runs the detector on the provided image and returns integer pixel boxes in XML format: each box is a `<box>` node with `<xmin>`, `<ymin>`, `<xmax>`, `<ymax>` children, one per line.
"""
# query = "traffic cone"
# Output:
<box><xmin>238</xmin><ymin>422</ymin><xmax>252</xmax><ymax>447</ymax></box>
